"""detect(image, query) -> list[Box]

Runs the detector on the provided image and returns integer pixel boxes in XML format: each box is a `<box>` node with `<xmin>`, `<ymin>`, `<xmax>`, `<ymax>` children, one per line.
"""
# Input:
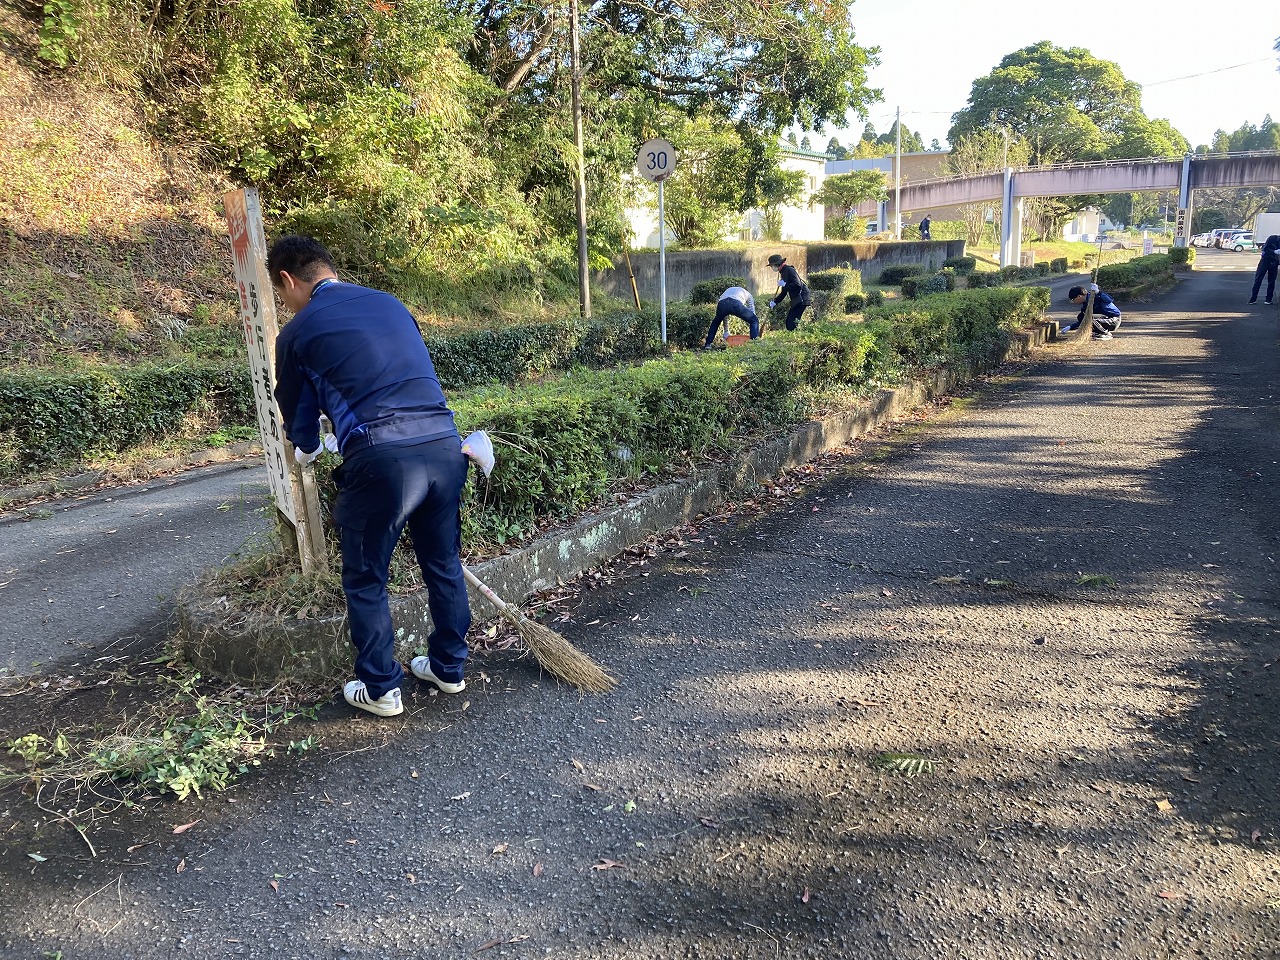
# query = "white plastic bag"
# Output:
<box><xmin>461</xmin><ymin>430</ymin><xmax>495</xmax><ymax>477</ymax></box>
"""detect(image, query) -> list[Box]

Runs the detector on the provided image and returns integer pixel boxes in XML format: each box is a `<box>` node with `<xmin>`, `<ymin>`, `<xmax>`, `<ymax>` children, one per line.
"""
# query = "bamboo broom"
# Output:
<box><xmin>462</xmin><ymin>566</ymin><xmax>616</xmax><ymax>693</ymax></box>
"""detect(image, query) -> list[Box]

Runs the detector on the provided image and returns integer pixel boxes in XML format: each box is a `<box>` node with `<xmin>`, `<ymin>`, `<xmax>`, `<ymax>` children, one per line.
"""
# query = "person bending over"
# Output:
<box><xmin>702</xmin><ymin>285</ymin><xmax>760</xmax><ymax>349</ymax></box>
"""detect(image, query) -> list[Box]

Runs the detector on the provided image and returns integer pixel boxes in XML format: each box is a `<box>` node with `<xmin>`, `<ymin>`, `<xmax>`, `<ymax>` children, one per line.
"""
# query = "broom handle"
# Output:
<box><xmin>461</xmin><ymin>565</ymin><xmax>513</xmax><ymax>615</ymax></box>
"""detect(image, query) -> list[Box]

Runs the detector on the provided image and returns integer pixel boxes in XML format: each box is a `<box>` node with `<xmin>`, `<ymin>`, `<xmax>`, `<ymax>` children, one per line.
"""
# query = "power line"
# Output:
<box><xmin>1142</xmin><ymin>57</ymin><xmax>1275</xmax><ymax>87</ymax></box>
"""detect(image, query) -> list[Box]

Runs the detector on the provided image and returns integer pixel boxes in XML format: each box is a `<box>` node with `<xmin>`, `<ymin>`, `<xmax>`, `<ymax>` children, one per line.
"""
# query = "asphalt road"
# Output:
<box><xmin>1</xmin><ymin>249</ymin><xmax>1277</xmax><ymax>959</ymax></box>
<box><xmin>0</xmin><ymin>463</ymin><xmax>269</xmax><ymax>677</ymax></box>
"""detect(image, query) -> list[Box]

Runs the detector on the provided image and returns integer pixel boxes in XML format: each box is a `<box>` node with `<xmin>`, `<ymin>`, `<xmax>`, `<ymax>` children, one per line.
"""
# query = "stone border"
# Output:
<box><xmin>178</xmin><ymin>320</ymin><xmax>1061</xmax><ymax>683</ymax></box>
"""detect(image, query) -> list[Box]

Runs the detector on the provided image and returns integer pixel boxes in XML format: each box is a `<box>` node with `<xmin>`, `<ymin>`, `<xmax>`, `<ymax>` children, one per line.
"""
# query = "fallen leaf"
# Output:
<box><xmin>126</xmin><ymin>842</ymin><xmax>151</xmax><ymax>853</ymax></box>
<box><xmin>269</xmin><ymin>880</ymin><xmax>279</xmax><ymax>892</ymax></box>
<box><xmin>583</xmin><ymin>783</ymin><xmax>603</xmax><ymax>792</ymax></box>
<box><xmin>801</xmin><ymin>887</ymin><xmax>811</xmax><ymax>903</ymax></box>
<box><xmin>474</xmin><ymin>940</ymin><xmax>503</xmax><ymax>954</ymax></box>
<box><xmin>172</xmin><ymin>820</ymin><xmax>201</xmax><ymax>835</ymax></box>
<box><xmin>334</xmin><ymin>902</ymin><xmax>350</xmax><ymax>909</ymax></box>
<box><xmin>345</xmin><ymin>839</ymin><xmax>359</xmax><ymax>845</ymax></box>
<box><xmin>532</xmin><ymin>862</ymin><xmax>544</xmax><ymax>877</ymax></box>
<box><xmin>881</xmin><ymin>589</ymin><xmax>892</xmax><ymax>597</ymax></box>
<box><xmin>1181</xmin><ymin>775</ymin><xmax>1200</xmax><ymax>783</ymax></box>
<box><xmin>1155</xmin><ymin>799</ymin><xmax>1173</xmax><ymax>813</ymax></box>
<box><xmin>406</xmin><ymin>872</ymin><xmax>416</xmax><ymax>883</ymax></box>
<box><xmin>586</xmin><ymin>619</ymin><xmax>601</xmax><ymax>626</ymax></box>
<box><xmin>176</xmin><ymin>858</ymin><xmax>186</xmax><ymax>873</ymax></box>
<box><xmin>491</xmin><ymin>843</ymin><xmax>509</xmax><ymax>856</ymax></box>
<box><xmin>450</xmin><ymin>792</ymin><xmax>471</xmax><ymax>801</ymax></box>
<box><xmin>27</xmin><ymin>853</ymin><xmax>46</xmax><ymax>862</ymax></box>
<box><xmin>411</xmin><ymin>771</ymin><xmax>419</xmax><ymax>779</ymax></box>
<box><xmin>1157</xmin><ymin>891</ymin><xmax>1178</xmax><ymax>899</ymax></box>
<box><xmin>700</xmin><ymin>817</ymin><xmax>721</xmax><ymax>829</ymax></box>
<box><xmin>571</xmin><ymin>758</ymin><xmax>585</xmax><ymax>772</ymax></box>
<box><xmin>591</xmin><ymin>858</ymin><xmax>624</xmax><ymax>871</ymax></box>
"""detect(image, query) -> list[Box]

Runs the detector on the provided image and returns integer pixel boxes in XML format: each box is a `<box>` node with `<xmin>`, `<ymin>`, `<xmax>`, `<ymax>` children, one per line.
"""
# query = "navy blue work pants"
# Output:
<box><xmin>1252</xmin><ymin>260</ymin><xmax>1277</xmax><ymax>302</ymax></box>
<box><xmin>785</xmin><ymin>300</ymin><xmax>809</xmax><ymax>331</ymax></box>
<box><xmin>332</xmin><ymin>436</ymin><xmax>471</xmax><ymax>698</ymax></box>
<box><xmin>703</xmin><ymin>298</ymin><xmax>760</xmax><ymax>347</ymax></box>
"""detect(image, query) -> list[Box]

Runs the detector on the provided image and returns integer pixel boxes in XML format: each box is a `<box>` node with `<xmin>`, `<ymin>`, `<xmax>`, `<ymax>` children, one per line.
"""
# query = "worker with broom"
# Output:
<box><xmin>269</xmin><ymin>235</ymin><xmax>471</xmax><ymax>718</ymax></box>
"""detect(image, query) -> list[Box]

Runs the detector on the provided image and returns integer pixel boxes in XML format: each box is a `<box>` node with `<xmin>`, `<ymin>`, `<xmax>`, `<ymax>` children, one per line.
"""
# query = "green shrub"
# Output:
<box><xmin>1050</xmin><ymin>257</ymin><xmax>1068</xmax><ymax>273</ymax></box>
<box><xmin>901</xmin><ymin>273</ymin><xmax>951</xmax><ymax>299</ymax></box>
<box><xmin>1097</xmin><ymin>253</ymin><xmax>1174</xmax><ymax>291</ymax></box>
<box><xmin>965</xmin><ymin>271</ymin><xmax>1000</xmax><ymax>289</ymax></box>
<box><xmin>808</xmin><ymin>268</ymin><xmax>863</xmax><ymax>299</ymax></box>
<box><xmin>866</xmin><ymin>290</ymin><xmax>885</xmax><ymax>307</ymax></box>
<box><xmin>877</xmin><ymin>264</ymin><xmax>925</xmax><ymax>285</ymax></box>
<box><xmin>1034</xmin><ymin>263</ymin><xmax>1051</xmax><ymax>277</ymax></box>
<box><xmin>942</xmin><ymin>255</ymin><xmax>977</xmax><ymax>274</ymax></box>
<box><xmin>845</xmin><ymin>293</ymin><xmax>867</xmax><ymax>312</ymax></box>
<box><xmin>0</xmin><ymin>362</ymin><xmax>253</xmax><ymax>476</ymax></box>
<box><xmin>689</xmin><ymin>276</ymin><xmax>750</xmax><ymax>305</ymax></box>
<box><xmin>1167</xmin><ymin>246</ymin><xmax>1195</xmax><ymax>268</ymax></box>
<box><xmin>999</xmin><ymin>265</ymin><xmax>1023</xmax><ymax>282</ymax></box>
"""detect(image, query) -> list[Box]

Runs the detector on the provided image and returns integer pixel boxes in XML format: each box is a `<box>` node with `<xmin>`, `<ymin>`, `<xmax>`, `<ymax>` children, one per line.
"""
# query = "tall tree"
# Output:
<box><xmin>949</xmin><ymin>41</ymin><xmax>1183</xmax><ymax>164</ymax></box>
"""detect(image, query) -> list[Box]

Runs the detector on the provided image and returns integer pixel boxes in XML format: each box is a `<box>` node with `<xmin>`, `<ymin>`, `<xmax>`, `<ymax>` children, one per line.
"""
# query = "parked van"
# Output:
<box><xmin>1253</xmin><ymin>212</ymin><xmax>1280</xmax><ymax>245</ymax></box>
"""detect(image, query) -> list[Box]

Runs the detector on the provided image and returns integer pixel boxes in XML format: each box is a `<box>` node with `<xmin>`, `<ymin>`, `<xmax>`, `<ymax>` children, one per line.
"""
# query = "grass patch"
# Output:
<box><xmin>1075</xmin><ymin>573</ymin><xmax>1116</xmax><ymax>588</ymax></box>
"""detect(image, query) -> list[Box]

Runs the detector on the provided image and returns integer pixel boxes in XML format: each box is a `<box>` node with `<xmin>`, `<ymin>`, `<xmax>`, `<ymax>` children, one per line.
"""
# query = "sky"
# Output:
<box><xmin>821</xmin><ymin>0</ymin><xmax>1280</xmax><ymax>152</ymax></box>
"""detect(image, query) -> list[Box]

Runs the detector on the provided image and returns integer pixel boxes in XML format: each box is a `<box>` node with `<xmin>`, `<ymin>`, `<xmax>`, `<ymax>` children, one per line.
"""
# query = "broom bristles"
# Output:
<box><xmin>500</xmin><ymin>607</ymin><xmax>616</xmax><ymax>693</ymax></box>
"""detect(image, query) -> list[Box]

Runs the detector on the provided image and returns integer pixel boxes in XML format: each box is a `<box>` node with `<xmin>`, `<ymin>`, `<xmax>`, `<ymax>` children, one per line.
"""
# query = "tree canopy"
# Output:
<box><xmin>949</xmin><ymin>41</ymin><xmax>1185</xmax><ymax>164</ymax></box>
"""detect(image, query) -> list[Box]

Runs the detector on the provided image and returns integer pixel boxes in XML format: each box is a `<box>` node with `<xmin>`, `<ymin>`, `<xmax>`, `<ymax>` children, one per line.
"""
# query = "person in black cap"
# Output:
<box><xmin>766</xmin><ymin>254</ymin><xmax>811</xmax><ymax>331</ymax></box>
<box><xmin>1249</xmin><ymin>234</ymin><xmax>1279</xmax><ymax>305</ymax></box>
<box><xmin>918</xmin><ymin>214</ymin><xmax>932</xmax><ymax>241</ymax></box>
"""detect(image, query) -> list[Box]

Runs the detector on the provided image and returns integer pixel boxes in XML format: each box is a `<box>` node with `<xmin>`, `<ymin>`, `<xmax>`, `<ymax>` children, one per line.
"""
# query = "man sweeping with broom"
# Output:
<box><xmin>269</xmin><ymin>235</ymin><xmax>472</xmax><ymax>717</ymax></box>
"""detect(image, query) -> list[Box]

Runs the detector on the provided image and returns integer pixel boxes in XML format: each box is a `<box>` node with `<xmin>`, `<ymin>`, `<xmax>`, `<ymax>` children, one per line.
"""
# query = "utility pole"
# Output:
<box><xmin>569</xmin><ymin>0</ymin><xmax>591</xmax><ymax>317</ymax></box>
<box><xmin>894</xmin><ymin>106</ymin><xmax>902</xmax><ymax>241</ymax></box>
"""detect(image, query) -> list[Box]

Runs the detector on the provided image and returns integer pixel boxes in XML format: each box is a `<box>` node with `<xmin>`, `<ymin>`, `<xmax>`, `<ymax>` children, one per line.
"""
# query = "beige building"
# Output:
<box><xmin>826</xmin><ymin>150</ymin><xmax>972</xmax><ymax>233</ymax></box>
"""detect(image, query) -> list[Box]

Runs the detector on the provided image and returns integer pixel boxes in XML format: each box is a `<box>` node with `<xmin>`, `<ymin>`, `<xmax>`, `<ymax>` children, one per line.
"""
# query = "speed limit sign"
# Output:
<box><xmin>637</xmin><ymin>138</ymin><xmax>677</xmax><ymax>182</ymax></box>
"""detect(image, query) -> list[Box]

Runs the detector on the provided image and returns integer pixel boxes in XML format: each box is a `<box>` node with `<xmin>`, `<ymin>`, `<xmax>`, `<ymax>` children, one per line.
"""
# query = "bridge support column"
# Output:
<box><xmin>1012</xmin><ymin>198</ymin><xmax>1024</xmax><ymax>266</ymax></box>
<box><xmin>1174</xmin><ymin>152</ymin><xmax>1193</xmax><ymax>248</ymax></box>
<box><xmin>999</xmin><ymin>168</ymin><xmax>1015</xmax><ymax>267</ymax></box>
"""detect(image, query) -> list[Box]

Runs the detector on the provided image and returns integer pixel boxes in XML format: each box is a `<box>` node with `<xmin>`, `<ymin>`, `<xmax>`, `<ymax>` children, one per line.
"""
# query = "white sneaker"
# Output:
<box><xmin>410</xmin><ymin>657</ymin><xmax>466</xmax><ymax>694</ymax></box>
<box><xmin>343</xmin><ymin>681</ymin><xmax>403</xmax><ymax>717</ymax></box>
<box><xmin>1093</xmin><ymin>332</ymin><xmax>1113</xmax><ymax>340</ymax></box>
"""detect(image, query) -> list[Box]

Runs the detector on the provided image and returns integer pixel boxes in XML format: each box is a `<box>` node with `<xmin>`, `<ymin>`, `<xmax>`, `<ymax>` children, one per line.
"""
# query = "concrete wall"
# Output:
<box><xmin>593</xmin><ymin>240</ymin><xmax>966</xmax><ymax>302</ymax></box>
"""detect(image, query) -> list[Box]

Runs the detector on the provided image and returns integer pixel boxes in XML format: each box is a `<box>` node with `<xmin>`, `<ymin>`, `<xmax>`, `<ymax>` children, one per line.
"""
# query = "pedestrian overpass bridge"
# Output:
<box><xmin>886</xmin><ymin>151</ymin><xmax>1280</xmax><ymax>265</ymax></box>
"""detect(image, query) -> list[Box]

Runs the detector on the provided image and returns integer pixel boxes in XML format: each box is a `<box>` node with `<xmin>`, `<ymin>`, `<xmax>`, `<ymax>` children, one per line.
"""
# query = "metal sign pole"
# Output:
<box><xmin>659</xmin><ymin>178</ymin><xmax>667</xmax><ymax>344</ymax></box>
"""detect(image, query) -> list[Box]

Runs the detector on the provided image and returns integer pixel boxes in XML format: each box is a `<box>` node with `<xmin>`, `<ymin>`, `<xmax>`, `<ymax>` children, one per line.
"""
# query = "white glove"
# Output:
<box><xmin>1088</xmin><ymin>282</ymin><xmax>1100</xmax><ymax>294</ymax></box>
<box><xmin>323</xmin><ymin>433</ymin><xmax>339</xmax><ymax>453</ymax></box>
<box><xmin>461</xmin><ymin>430</ymin><xmax>495</xmax><ymax>477</ymax></box>
<box><xmin>294</xmin><ymin>444</ymin><xmax>322</xmax><ymax>467</ymax></box>
<box><xmin>768</xmin><ymin>301</ymin><xmax>776</xmax><ymax>309</ymax></box>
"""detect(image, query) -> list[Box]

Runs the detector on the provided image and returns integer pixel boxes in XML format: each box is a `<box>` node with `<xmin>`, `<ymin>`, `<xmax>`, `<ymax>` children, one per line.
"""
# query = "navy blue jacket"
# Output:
<box><xmin>274</xmin><ymin>280</ymin><xmax>457</xmax><ymax>456</ymax></box>
<box><xmin>775</xmin><ymin>264</ymin><xmax>811</xmax><ymax>305</ymax></box>
<box><xmin>1261</xmin><ymin>235</ymin><xmax>1280</xmax><ymax>267</ymax></box>
<box><xmin>1078</xmin><ymin>289</ymin><xmax>1121</xmax><ymax>324</ymax></box>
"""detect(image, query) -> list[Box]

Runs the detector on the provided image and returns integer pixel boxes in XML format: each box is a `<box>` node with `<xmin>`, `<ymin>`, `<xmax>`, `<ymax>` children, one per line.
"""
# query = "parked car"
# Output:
<box><xmin>1214</xmin><ymin>229</ymin><xmax>1248</xmax><ymax>248</ymax></box>
<box><xmin>1231</xmin><ymin>232</ymin><xmax>1256</xmax><ymax>252</ymax></box>
<box><xmin>1190</xmin><ymin>232</ymin><xmax>1214</xmax><ymax>247</ymax></box>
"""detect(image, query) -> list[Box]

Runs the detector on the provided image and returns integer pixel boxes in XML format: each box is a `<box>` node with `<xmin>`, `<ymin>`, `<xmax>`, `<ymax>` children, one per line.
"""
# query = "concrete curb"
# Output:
<box><xmin>178</xmin><ymin>321</ymin><xmax>1059</xmax><ymax>684</ymax></box>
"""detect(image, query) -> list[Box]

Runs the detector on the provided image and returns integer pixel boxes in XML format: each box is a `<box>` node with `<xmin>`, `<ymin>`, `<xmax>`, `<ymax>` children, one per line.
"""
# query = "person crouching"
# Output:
<box><xmin>1064</xmin><ymin>283</ymin><xmax>1122</xmax><ymax>340</ymax></box>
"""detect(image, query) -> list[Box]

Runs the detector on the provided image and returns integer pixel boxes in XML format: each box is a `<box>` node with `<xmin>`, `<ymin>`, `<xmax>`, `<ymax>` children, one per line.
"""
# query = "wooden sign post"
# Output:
<box><xmin>223</xmin><ymin>187</ymin><xmax>328</xmax><ymax>574</ymax></box>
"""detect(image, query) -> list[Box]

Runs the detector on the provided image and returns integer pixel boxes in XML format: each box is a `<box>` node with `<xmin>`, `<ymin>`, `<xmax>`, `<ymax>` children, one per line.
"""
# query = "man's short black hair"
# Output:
<box><xmin>1067</xmin><ymin>286</ymin><xmax>1086</xmax><ymax>300</ymax></box>
<box><xmin>266</xmin><ymin>235</ymin><xmax>336</xmax><ymax>287</ymax></box>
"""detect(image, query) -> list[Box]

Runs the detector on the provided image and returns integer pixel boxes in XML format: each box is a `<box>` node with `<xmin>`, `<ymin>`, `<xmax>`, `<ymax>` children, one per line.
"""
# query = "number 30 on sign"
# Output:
<box><xmin>637</xmin><ymin>138</ymin><xmax>677</xmax><ymax>183</ymax></box>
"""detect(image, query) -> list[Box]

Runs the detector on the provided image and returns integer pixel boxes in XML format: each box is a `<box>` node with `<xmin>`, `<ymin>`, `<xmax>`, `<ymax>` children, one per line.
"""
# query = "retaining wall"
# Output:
<box><xmin>593</xmin><ymin>240</ymin><xmax>965</xmax><ymax>302</ymax></box>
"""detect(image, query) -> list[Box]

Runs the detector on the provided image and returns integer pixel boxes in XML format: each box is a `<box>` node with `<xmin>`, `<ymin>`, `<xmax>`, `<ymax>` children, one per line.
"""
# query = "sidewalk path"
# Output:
<box><xmin>2</xmin><ymin>252</ymin><xmax>1277</xmax><ymax>958</ymax></box>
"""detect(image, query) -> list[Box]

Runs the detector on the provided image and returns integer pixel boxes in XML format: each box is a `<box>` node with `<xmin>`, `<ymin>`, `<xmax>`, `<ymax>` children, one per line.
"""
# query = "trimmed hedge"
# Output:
<box><xmin>1167</xmin><ymin>246</ymin><xmax>1195</xmax><ymax>269</ymax></box>
<box><xmin>1050</xmin><ymin>257</ymin><xmax>1068</xmax><ymax>273</ymax></box>
<box><xmin>808</xmin><ymin>268</ymin><xmax>863</xmax><ymax>319</ymax></box>
<box><xmin>447</xmin><ymin>286</ymin><xmax>1052</xmax><ymax>545</ymax></box>
<box><xmin>690</xmin><ymin>276</ymin><xmax>750</xmax><ymax>305</ymax></box>
<box><xmin>943</xmin><ymin>255</ymin><xmax>977</xmax><ymax>274</ymax></box>
<box><xmin>877</xmin><ymin>264</ymin><xmax>925</xmax><ymax>285</ymax></box>
<box><xmin>901</xmin><ymin>272</ymin><xmax>952</xmax><ymax>299</ymax></box>
<box><xmin>1096</xmin><ymin>253</ymin><xmax>1174</xmax><ymax>291</ymax></box>
<box><xmin>0</xmin><ymin>362</ymin><xmax>254</xmax><ymax>476</ymax></box>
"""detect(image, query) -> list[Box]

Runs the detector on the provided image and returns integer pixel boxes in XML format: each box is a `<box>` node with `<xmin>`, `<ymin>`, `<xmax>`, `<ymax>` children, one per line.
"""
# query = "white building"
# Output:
<box><xmin>1063</xmin><ymin>207</ymin><xmax>1121</xmax><ymax>242</ymax></box>
<box><xmin>624</xmin><ymin>143</ymin><xmax>829</xmax><ymax>247</ymax></box>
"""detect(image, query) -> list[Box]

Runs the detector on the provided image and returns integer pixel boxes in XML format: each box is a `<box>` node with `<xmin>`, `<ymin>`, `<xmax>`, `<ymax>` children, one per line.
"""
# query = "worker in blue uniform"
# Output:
<box><xmin>1063</xmin><ymin>283</ymin><xmax>1122</xmax><ymax>340</ymax></box>
<box><xmin>270</xmin><ymin>235</ymin><xmax>471</xmax><ymax>718</ymax></box>
<box><xmin>766</xmin><ymin>254</ymin><xmax>811</xmax><ymax>330</ymax></box>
